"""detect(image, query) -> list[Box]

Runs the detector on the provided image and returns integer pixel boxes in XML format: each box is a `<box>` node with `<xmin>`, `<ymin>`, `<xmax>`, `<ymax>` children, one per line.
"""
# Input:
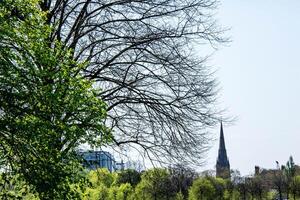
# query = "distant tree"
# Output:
<box><xmin>245</xmin><ymin>176</ymin><xmax>266</xmax><ymax>200</ymax></box>
<box><xmin>207</xmin><ymin>177</ymin><xmax>227</xmax><ymax>200</ymax></box>
<box><xmin>83</xmin><ymin>184</ymin><xmax>109</xmax><ymax>200</ymax></box>
<box><xmin>284</xmin><ymin>156</ymin><xmax>296</xmax><ymax>199</ymax></box>
<box><xmin>290</xmin><ymin>176</ymin><xmax>300</xmax><ymax>200</ymax></box>
<box><xmin>286</xmin><ymin>156</ymin><xmax>296</xmax><ymax>177</ymax></box>
<box><xmin>169</xmin><ymin>164</ymin><xmax>197</xmax><ymax>199</ymax></box>
<box><xmin>88</xmin><ymin>168</ymin><xmax>116</xmax><ymax>188</ymax></box>
<box><xmin>135</xmin><ymin>168</ymin><xmax>175</xmax><ymax>200</ymax></box>
<box><xmin>236</xmin><ymin>178</ymin><xmax>248</xmax><ymax>200</ymax></box>
<box><xmin>188</xmin><ymin>177</ymin><xmax>215</xmax><ymax>200</ymax></box>
<box><xmin>109</xmin><ymin>185</ymin><xmax>119</xmax><ymax>200</ymax></box>
<box><xmin>225</xmin><ymin>170</ymin><xmax>241</xmax><ymax>199</ymax></box>
<box><xmin>116</xmin><ymin>183</ymin><xmax>134</xmax><ymax>200</ymax></box>
<box><xmin>175</xmin><ymin>191</ymin><xmax>185</xmax><ymax>200</ymax></box>
<box><xmin>116</xmin><ymin>169</ymin><xmax>141</xmax><ymax>187</ymax></box>
<box><xmin>272</xmin><ymin>165</ymin><xmax>287</xmax><ymax>200</ymax></box>
<box><xmin>80</xmin><ymin>171</ymin><xmax>134</xmax><ymax>200</ymax></box>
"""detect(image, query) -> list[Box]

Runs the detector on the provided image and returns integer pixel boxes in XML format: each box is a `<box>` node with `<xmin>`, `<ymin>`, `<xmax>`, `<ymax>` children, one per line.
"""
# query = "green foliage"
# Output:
<box><xmin>3</xmin><ymin>166</ymin><xmax>297</xmax><ymax>200</ymax></box>
<box><xmin>81</xmin><ymin>170</ymin><xmax>133</xmax><ymax>200</ymax></box>
<box><xmin>0</xmin><ymin>173</ymin><xmax>39</xmax><ymax>199</ymax></box>
<box><xmin>188</xmin><ymin>176</ymin><xmax>239</xmax><ymax>200</ymax></box>
<box><xmin>208</xmin><ymin>177</ymin><xmax>226</xmax><ymax>199</ymax></box>
<box><xmin>175</xmin><ymin>191</ymin><xmax>185</xmax><ymax>200</ymax></box>
<box><xmin>88</xmin><ymin>168</ymin><xmax>116</xmax><ymax>188</ymax></box>
<box><xmin>286</xmin><ymin>156</ymin><xmax>296</xmax><ymax>178</ymax></box>
<box><xmin>224</xmin><ymin>189</ymin><xmax>240</xmax><ymax>200</ymax></box>
<box><xmin>135</xmin><ymin>168</ymin><xmax>175</xmax><ymax>200</ymax></box>
<box><xmin>116</xmin><ymin>169</ymin><xmax>141</xmax><ymax>187</ymax></box>
<box><xmin>285</xmin><ymin>156</ymin><xmax>297</xmax><ymax>199</ymax></box>
<box><xmin>108</xmin><ymin>185</ymin><xmax>119</xmax><ymax>200</ymax></box>
<box><xmin>0</xmin><ymin>0</ymin><xmax>109</xmax><ymax>199</ymax></box>
<box><xmin>290</xmin><ymin>176</ymin><xmax>300</xmax><ymax>199</ymax></box>
<box><xmin>83</xmin><ymin>184</ymin><xmax>109</xmax><ymax>200</ymax></box>
<box><xmin>188</xmin><ymin>178</ymin><xmax>215</xmax><ymax>200</ymax></box>
<box><xmin>116</xmin><ymin>183</ymin><xmax>134</xmax><ymax>200</ymax></box>
<box><xmin>267</xmin><ymin>190</ymin><xmax>277</xmax><ymax>200</ymax></box>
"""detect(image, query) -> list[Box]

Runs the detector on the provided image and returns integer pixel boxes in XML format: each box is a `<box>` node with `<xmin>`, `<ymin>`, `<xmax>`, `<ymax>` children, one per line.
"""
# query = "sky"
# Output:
<box><xmin>202</xmin><ymin>0</ymin><xmax>300</xmax><ymax>175</ymax></box>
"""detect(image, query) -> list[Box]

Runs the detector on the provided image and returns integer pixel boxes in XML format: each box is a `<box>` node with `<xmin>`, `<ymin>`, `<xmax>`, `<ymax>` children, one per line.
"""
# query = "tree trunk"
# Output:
<box><xmin>279</xmin><ymin>189</ymin><xmax>282</xmax><ymax>200</ymax></box>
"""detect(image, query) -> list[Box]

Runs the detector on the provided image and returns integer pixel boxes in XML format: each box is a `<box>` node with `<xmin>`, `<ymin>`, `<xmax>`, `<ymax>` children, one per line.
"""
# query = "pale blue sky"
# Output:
<box><xmin>204</xmin><ymin>0</ymin><xmax>300</xmax><ymax>175</ymax></box>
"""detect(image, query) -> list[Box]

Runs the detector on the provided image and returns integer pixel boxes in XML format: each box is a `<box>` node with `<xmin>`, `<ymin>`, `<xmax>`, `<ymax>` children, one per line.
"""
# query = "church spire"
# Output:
<box><xmin>219</xmin><ymin>121</ymin><xmax>226</xmax><ymax>152</ymax></box>
<box><xmin>216</xmin><ymin>122</ymin><xmax>230</xmax><ymax>179</ymax></box>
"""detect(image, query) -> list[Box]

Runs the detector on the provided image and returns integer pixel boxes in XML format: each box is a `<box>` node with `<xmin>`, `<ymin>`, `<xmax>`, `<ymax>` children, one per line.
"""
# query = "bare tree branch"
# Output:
<box><xmin>45</xmin><ymin>0</ymin><xmax>228</xmax><ymax>166</ymax></box>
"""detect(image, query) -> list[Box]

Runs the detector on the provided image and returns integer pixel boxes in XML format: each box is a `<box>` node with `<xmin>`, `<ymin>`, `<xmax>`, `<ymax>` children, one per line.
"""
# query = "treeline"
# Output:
<box><xmin>2</xmin><ymin>159</ymin><xmax>300</xmax><ymax>200</ymax></box>
<box><xmin>0</xmin><ymin>167</ymin><xmax>236</xmax><ymax>200</ymax></box>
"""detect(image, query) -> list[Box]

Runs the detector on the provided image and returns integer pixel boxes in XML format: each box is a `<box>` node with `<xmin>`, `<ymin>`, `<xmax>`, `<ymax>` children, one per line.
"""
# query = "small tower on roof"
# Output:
<box><xmin>216</xmin><ymin>122</ymin><xmax>230</xmax><ymax>179</ymax></box>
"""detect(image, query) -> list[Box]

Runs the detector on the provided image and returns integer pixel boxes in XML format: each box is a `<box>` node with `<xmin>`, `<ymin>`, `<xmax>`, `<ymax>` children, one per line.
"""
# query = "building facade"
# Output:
<box><xmin>80</xmin><ymin>150</ymin><xmax>118</xmax><ymax>172</ymax></box>
<box><xmin>216</xmin><ymin>122</ymin><xmax>231</xmax><ymax>179</ymax></box>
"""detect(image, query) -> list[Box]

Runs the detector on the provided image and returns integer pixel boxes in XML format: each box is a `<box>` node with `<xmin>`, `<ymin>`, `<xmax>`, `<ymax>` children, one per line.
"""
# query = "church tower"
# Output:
<box><xmin>216</xmin><ymin>122</ymin><xmax>230</xmax><ymax>179</ymax></box>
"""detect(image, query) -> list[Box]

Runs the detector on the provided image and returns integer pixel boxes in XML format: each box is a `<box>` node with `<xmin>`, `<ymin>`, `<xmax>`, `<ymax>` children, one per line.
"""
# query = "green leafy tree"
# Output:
<box><xmin>135</xmin><ymin>168</ymin><xmax>175</xmax><ymax>200</ymax></box>
<box><xmin>82</xmin><ymin>184</ymin><xmax>109</xmax><ymax>200</ymax></box>
<box><xmin>88</xmin><ymin>169</ymin><xmax>116</xmax><ymax>188</ymax></box>
<box><xmin>284</xmin><ymin>156</ymin><xmax>296</xmax><ymax>199</ymax></box>
<box><xmin>82</xmin><ymin>172</ymin><xmax>133</xmax><ymax>200</ymax></box>
<box><xmin>116</xmin><ymin>183</ymin><xmax>134</xmax><ymax>200</ymax></box>
<box><xmin>109</xmin><ymin>185</ymin><xmax>119</xmax><ymax>200</ymax></box>
<box><xmin>290</xmin><ymin>176</ymin><xmax>300</xmax><ymax>200</ymax></box>
<box><xmin>188</xmin><ymin>178</ymin><xmax>215</xmax><ymax>200</ymax></box>
<box><xmin>0</xmin><ymin>0</ymin><xmax>109</xmax><ymax>198</ymax></box>
<box><xmin>207</xmin><ymin>177</ymin><xmax>227</xmax><ymax>200</ymax></box>
<box><xmin>175</xmin><ymin>191</ymin><xmax>185</xmax><ymax>200</ymax></box>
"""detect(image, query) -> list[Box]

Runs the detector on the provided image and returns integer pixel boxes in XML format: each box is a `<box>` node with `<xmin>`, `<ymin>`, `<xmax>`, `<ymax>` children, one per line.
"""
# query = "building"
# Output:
<box><xmin>115</xmin><ymin>160</ymin><xmax>125</xmax><ymax>171</ymax></box>
<box><xmin>216</xmin><ymin>122</ymin><xmax>231</xmax><ymax>179</ymax></box>
<box><xmin>252</xmin><ymin>164</ymin><xmax>300</xmax><ymax>189</ymax></box>
<box><xmin>80</xmin><ymin>150</ymin><xmax>118</xmax><ymax>172</ymax></box>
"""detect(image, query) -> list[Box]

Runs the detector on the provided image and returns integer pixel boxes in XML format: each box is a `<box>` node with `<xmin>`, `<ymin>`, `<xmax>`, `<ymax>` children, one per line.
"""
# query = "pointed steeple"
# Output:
<box><xmin>219</xmin><ymin>122</ymin><xmax>226</xmax><ymax>151</ymax></box>
<box><xmin>216</xmin><ymin>122</ymin><xmax>230</xmax><ymax>179</ymax></box>
<box><xmin>218</xmin><ymin>122</ymin><xmax>228</xmax><ymax>163</ymax></box>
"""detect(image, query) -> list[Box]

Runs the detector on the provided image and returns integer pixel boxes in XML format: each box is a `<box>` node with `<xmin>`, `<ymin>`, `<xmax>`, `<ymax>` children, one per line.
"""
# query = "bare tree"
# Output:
<box><xmin>40</xmin><ymin>0</ymin><xmax>227</xmax><ymax>165</ymax></box>
<box><xmin>246</xmin><ymin>176</ymin><xmax>266</xmax><ymax>200</ymax></box>
<box><xmin>169</xmin><ymin>164</ymin><xmax>197</xmax><ymax>198</ymax></box>
<box><xmin>272</xmin><ymin>164</ymin><xmax>287</xmax><ymax>200</ymax></box>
